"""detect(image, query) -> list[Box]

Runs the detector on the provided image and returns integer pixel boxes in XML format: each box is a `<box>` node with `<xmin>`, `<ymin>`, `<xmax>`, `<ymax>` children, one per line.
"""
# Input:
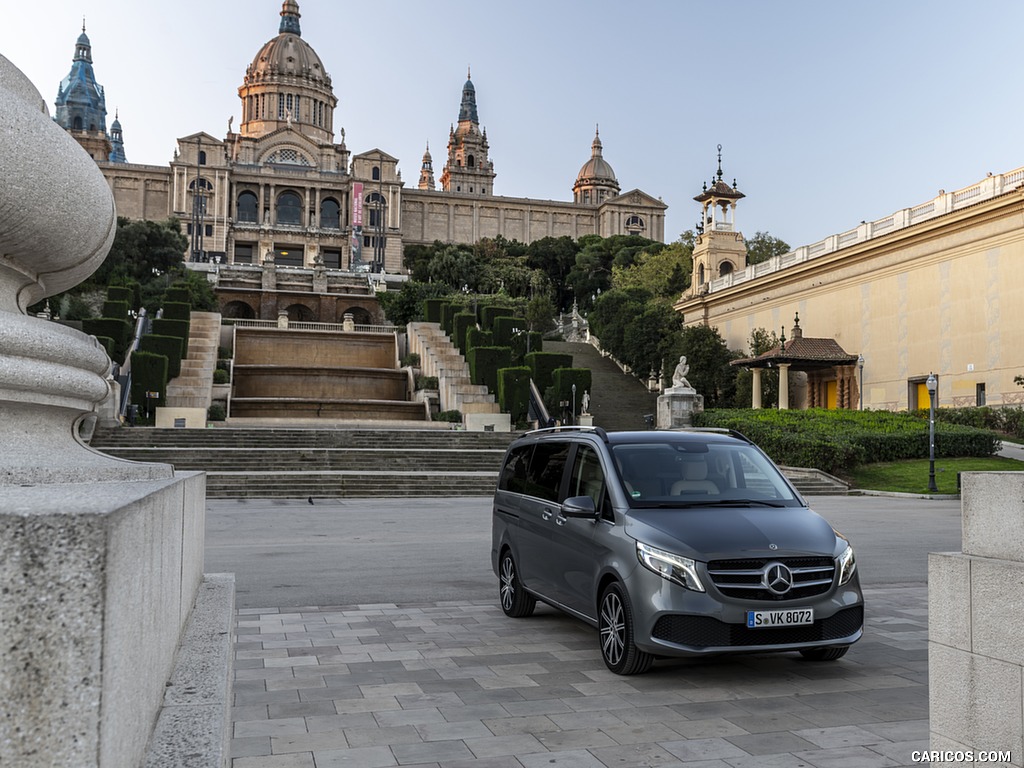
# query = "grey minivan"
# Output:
<box><xmin>491</xmin><ymin>427</ymin><xmax>863</xmax><ymax>674</ymax></box>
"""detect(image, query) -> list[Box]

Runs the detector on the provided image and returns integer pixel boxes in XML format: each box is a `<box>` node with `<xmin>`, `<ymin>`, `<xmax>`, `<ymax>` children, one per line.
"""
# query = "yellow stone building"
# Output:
<box><xmin>675</xmin><ymin>159</ymin><xmax>1024</xmax><ymax>411</ymax></box>
<box><xmin>64</xmin><ymin>1</ymin><xmax>666</xmax><ymax>274</ymax></box>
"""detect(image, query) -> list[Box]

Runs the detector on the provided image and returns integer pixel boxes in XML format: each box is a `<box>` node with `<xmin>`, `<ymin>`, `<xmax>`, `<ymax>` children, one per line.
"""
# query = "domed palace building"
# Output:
<box><xmin>60</xmin><ymin>1</ymin><xmax>667</xmax><ymax>278</ymax></box>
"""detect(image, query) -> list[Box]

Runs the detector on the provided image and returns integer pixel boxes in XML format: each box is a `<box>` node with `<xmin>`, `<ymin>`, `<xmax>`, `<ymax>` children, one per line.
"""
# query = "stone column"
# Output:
<box><xmin>0</xmin><ymin>55</ymin><xmax>215</xmax><ymax>767</ymax></box>
<box><xmin>929</xmin><ymin>473</ymin><xmax>1024</xmax><ymax>763</ymax></box>
<box><xmin>751</xmin><ymin>368</ymin><xmax>762</xmax><ymax>409</ymax></box>
<box><xmin>778</xmin><ymin>363</ymin><xmax>790</xmax><ymax>409</ymax></box>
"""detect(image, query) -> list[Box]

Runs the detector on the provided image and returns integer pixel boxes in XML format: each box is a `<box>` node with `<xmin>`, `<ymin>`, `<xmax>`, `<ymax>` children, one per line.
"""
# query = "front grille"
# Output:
<box><xmin>706</xmin><ymin>556</ymin><xmax>835</xmax><ymax>601</ymax></box>
<box><xmin>652</xmin><ymin>605</ymin><xmax>863</xmax><ymax>649</ymax></box>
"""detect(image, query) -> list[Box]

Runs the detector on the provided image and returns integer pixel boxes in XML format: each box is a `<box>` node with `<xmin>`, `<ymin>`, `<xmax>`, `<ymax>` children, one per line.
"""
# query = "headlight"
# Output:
<box><xmin>837</xmin><ymin>544</ymin><xmax>857</xmax><ymax>585</ymax></box>
<box><xmin>636</xmin><ymin>542</ymin><xmax>705</xmax><ymax>592</ymax></box>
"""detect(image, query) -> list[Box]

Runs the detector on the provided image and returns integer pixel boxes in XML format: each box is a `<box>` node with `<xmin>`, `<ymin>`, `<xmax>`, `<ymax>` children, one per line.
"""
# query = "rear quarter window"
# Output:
<box><xmin>498</xmin><ymin>445</ymin><xmax>533</xmax><ymax>494</ymax></box>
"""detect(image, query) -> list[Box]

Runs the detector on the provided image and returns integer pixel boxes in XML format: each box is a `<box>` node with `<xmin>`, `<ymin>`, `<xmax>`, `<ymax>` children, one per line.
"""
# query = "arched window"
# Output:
<box><xmin>276</xmin><ymin>191</ymin><xmax>302</xmax><ymax>226</ymax></box>
<box><xmin>467</xmin><ymin>154</ymin><xmax>475</xmax><ymax>168</ymax></box>
<box><xmin>366</xmin><ymin>192</ymin><xmax>386</xmax><ymax>228</ymax></box>
<box><xmin>237</xmin><ymin>191</ymin><xmax>258</xmax><ymax>223</ymax></box>
<box><xmin>320</xmin><ymin>198</ymin><xmax>340</xmax><ymax>229</ymax></box>
<box><xmin>199</xmin><ymin>150</ymin><xmax>207</xmax><ymax>166</ymax></box>
<box><xmin>72</xmin><ymin>116</ymin><xmax>83</xmax><ymax>130</ymax></box>
<box><xmin>625</xmin><ymin>215</ymin><xmax>645</xmax><ymax>235</ymax></box>
<box><xmin>698</xmin><ymin>263</ymin><xmax>706</xmax><ymax>285</ymax></box>
<box><xmin>719</xmin><ymin>261</ymin><xmax>734</xmax><ymax>277</ymax></box>
<box><xmin>371</xmin><ymin>166</ymin><xmax>381</xmax><ymax>181</ymax></box>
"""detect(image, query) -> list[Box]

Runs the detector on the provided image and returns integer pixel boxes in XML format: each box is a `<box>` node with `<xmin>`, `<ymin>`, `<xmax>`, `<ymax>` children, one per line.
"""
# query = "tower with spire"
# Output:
<box><xmin>54</xmin><ymin>21</ymin><xmax>113</xmax><ymax>162</ymax></box>
<box><xmin>688</xmin><ymin>145</ymin><xmax>746</xmax><ymax>296</ymax></box>
<box><xmin>418</xmin><ymin>142</ymin><xmax>435</xmax><ymax>190</ymax></box>
<box><xmin>439</xmin><ymin>69</ymin><xmax>496</xmax><ymax>195</ymax></box>
<box><xmin>108</xmin><ymin>110</ymin><xmax>127</xmax><ymax>163</ymax></box>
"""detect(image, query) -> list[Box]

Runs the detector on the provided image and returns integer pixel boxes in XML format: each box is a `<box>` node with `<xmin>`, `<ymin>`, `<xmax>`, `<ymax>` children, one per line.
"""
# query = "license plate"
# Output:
<box><xmin>746</xmin><ymin>608</ymin><xmax>814</xmax><ymax>628</ymax></box>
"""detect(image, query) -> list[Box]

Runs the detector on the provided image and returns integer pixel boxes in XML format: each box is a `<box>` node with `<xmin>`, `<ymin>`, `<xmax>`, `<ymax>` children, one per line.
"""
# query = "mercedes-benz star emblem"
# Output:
<box><xmin>763</xmin><ymin>562</ymin><xmax>794</xmax><ymax>595</ymax></box>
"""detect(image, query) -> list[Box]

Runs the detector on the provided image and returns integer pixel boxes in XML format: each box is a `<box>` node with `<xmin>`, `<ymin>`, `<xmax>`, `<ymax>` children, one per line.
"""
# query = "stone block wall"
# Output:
<box><xmin>928</xmin><ymin>471</ymin><xmax>1024</xmax><ymax>765</ymax></box>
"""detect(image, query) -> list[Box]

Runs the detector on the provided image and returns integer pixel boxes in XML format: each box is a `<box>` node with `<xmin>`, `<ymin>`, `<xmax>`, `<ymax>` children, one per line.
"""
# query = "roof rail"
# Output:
<box><xmin>666</xmin><ymin>426</ymin><xmax>752</xmax><ymax>444</ymax></box>
<box><xmin>524</xmin><ymin>425</ymin><xmax>610</xmax><ymax>442</ymax></box>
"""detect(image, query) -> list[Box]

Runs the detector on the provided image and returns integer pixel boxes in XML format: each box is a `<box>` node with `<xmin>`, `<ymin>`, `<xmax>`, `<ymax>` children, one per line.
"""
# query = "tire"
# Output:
<box><xmin>598</xmin><ymin>583</ymin><xmax>654</xmax><ymax>675</ymax></box>
<box><xmin>799</xmin><ymin>645</ymin><xmax>849</xmax><ymax>661</ymax></box>
<box><xmin>498</xmin><ymin>550</ymin><xmax>536</xmax><ymax>618</ymax></box>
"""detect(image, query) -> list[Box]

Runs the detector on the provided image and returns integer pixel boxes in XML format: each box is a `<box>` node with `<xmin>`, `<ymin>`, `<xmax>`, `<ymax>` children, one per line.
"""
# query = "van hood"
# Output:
<box><xmin>624</xmin><ymin>506</ymin><xmax>840</xmax><ymax>561</ymax></box>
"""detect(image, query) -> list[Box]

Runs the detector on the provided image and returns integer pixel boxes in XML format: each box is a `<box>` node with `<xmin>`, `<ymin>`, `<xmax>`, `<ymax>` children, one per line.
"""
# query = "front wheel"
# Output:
<box><xmin>598</xmin><ymin>583</ymin><xmax>653</xmax><ymax>675</ymax></box>
<box><xmin>799</xmin><ymin>645</ymin><xmax>849</xmax><ymax>661</ymax></box>
<box><xmin>498</xmin><ymin>550</ymin><xmax>535</xmax><ymax>618</ymax></box>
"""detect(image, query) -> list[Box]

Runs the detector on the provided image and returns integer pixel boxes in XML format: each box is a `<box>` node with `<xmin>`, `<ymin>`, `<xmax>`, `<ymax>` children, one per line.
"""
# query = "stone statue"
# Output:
<box><xmin>581</xmin><ymin>390</ymin><xmax>590</xmax><ymax>415</ymax></box>
<box><xmin>672</xmin><ymin>356</ymin><xmax>692</xmax><ymax>389</ymax></box>
<box><xmin>227</xmin><ymin>115</ymin><xmax>233</xmax><ymax>134</ymax></box>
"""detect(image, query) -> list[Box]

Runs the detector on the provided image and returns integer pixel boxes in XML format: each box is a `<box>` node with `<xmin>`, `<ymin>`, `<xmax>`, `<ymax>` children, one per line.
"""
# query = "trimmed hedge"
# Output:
<box><xmin>106</xmin><ymin>286</ymin><xmax>132</xmax><ymax>305</ymax></box>
<box><xmin>493</xmin><ymin>315</ymin><xmax>526</xmax><ymax>348</ymax></box>
<box><xmin>101</xmin><ymin>300</ymin><xmax>130</xmax><ymax>320</ymax></box>
<box><xmin>164</xmin><ymin>287</ymin><xmax>191</xmax><ymax>305</ymax></box>
<box><xmin>465</xmin><ymin>327</ymin><xmax>493</xmax><ymax>354</ymax></box>
<box><xmin>130</xmin><ymin>349</ymin><xmax>168</xmax><ymax>417</ymax></box>
<box><xmin>441</xmin><ymin>303</ymin><xmax>459</xmax><ymax>335</ymax></box>
<box><xmin>151</xmin><ymin>318</ymin><xmax>190</xmax><ymax>359</ymax></box>
<box><xmin>139</xmin><ymin>334</ymin><xmax>184</xmax><ymax>379</ymax></box>
<box><xmin>83</xmin><ymin>317</ymin><xmax>131</xmax><ymax>361</ymax></box>
<box><xmin>498</xmin><ymin>366</ymin><xmax>532</xmax><ymax>425</ymax></box>
<box><xmin>423</xmin><ymin>298</ymin><xmax>446</xmax><ymax>324</ymax></box>
<box><xmin>162</xmin><ymin>301</ymin><xmax>191</xmax><ymax>321</ymax></box>
<box><xmin>468</xmin><ymin>346</ymin><xmax>513</xmax><ymax>395</ymax></box>
<box><xmin>526</xmin><ymin>351</ymin><xmax>572</xmax><ymax>394</ymax></box>
<box><xmin>452</xmin><ymin>312</ymin><xmax>477</xmax><ymax>354</ymax></box>
<box><xmin>481</xmin><ymin>305</ymin><xmax>517</xmax><ymax>332</ymax></box>
<box><xmin>94</xmin><ymin>336</ymin><xmax>115</xmax><ymax>358</ymax></box>
<box><xmin>550</xmin><ymin>368</ymin><xmax>593</xmax><ymax>418</ymax></box>
<box><xmin>692</xmin><ymin>408</ymin><xmax>1000</xmax><ymax>475</ymax></box>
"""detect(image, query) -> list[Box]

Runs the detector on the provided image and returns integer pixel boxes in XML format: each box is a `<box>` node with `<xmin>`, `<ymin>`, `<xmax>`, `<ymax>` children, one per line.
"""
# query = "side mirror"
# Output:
<box><xmin>561</xmin><ymin>495</ymin><xmax>599</xmax><ymax>519</ymax></box>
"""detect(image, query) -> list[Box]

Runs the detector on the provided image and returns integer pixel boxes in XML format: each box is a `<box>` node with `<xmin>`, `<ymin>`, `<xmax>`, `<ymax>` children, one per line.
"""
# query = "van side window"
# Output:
<box><xmin>569</xmin><ymin>445</ymin><xmax>608</xmax><ymax>517</ymax></box>
<box><xmin>524</xmin><ymin>442</ymin><xmax>571</xmax><ymax>501</ymax></box>
<box><xmin>498</xmin><ymin>445</ymin><xmax>532</xmax><ymax>494</ymax></box>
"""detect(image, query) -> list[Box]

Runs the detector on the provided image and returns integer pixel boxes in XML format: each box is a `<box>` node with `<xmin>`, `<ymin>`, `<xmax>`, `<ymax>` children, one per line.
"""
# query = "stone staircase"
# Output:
<box><xmin>89</xmin><ymin>427</ymin><xmax>515</xmax><ymax>498</ymax></box>
<box><xmin>165</xmin><ymin>311</ymin><xmax>221</xmax><ymax>410</ymax></box>
<box><xmin>407</xmin><ymin>322</ymin><xmax>500</xmax><ymax>417</ymax></box>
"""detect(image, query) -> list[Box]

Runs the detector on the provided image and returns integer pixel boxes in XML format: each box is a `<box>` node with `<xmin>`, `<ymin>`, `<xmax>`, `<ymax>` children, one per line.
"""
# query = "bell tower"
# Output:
<box><xmin>688</xmin><ymin>145</ymin><xmax>746</xmax><ymax>296</ymax></box>
<box><xmin>439</xmin><ymin>69</ymin><xmax>496</xmax><ymax>195</ymax></box>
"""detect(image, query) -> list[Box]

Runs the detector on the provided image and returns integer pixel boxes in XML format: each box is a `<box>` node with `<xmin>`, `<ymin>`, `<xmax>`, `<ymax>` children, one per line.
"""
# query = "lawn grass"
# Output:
<box><xmin>847</xmin><ymin>456</ymin><xmax>1024</xmax><ymax>494</ymax></box>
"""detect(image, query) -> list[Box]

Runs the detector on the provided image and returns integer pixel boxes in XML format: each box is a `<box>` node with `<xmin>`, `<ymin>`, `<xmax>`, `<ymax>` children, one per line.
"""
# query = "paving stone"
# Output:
<box><xmin>792</xmin><ymin>745</ymin><xmax>900</xmax><ymax>767</ymax></box>
<box><xmin>308</xmin><ymin>745</ymin><xmax>398</xmax><ymax>767</ymax></box>
<box><xmin>661</xmin><ymin>737</ymin><xmax>750</xmax><ymax>762</ymax></box>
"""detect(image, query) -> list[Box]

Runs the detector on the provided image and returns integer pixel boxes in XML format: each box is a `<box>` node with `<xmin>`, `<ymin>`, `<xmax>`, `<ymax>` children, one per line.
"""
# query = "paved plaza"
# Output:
<box><xmin>213</xmin><ymin>494</ymin><xmax>944</xmax><ymax>768</ymax></box>
<box><xmin>228</xmin><ymin>586</ymin><xmax>927</xmax><ymax>767</ymax></box>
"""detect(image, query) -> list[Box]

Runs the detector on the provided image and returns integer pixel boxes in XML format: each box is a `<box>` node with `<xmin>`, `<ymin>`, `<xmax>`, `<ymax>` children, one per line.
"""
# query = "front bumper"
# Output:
<box><xmin>623</xmin><ymin>562</ymin><xmax>864</xmax><ymax>657</ymax></box>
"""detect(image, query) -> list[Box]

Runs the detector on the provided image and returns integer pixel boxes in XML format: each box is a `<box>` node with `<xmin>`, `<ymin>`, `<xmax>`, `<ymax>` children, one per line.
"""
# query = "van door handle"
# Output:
<box><xmin>541</xmin><ymin>509</ymin><xmax>553</xmax><ymax>521</ymax></box>
<box><xmin>555</xmin><ymin>512</ymin><xmax>567</xmax><ymax>526</ymax></box>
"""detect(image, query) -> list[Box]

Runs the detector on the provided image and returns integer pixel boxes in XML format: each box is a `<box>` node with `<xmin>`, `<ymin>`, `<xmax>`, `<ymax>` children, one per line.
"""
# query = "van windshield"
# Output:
<box><xmin>610</xmin><ymin>441</ymin><xmax>801</xmax><ymax>507</ymax></box>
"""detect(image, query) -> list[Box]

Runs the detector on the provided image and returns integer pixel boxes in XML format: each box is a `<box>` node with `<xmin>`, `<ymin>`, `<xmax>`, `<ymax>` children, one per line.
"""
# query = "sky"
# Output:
<box><xmin>3</xmin><ymin>0</ymin><xmax>1023</xmax><ymax>252</ymax></box>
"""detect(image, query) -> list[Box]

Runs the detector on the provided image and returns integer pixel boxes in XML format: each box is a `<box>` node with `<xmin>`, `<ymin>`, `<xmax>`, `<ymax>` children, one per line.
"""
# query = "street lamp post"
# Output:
<box><xmin>571</xmin><ymin>383</ymin><xmax>577</xmax><ymax>426</ymax></box>
<box><xmin>857</xmin><ymin>354</ymin><xmax>865</xmax><ymax>410</ymax></box>
<box><xmin>926</xmin><ymin>373</ymin><xmax>938</xmax><ymax>492</ymax></box>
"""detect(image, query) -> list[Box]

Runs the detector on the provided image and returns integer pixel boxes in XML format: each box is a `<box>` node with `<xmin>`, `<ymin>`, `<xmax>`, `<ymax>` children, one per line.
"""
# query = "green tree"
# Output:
<box><xmin>525</xmin><ymin>236</ymin><xmax>579</xmax><ymax>310</ymax></box>
<box><xmin>745</xmin><ymin>231</ymin><xmax>790</xmax><ymax>266</ymax></box>
<box><xmin>611</xmin><ymin>241</ymin><xmax>693</xmax><ymax>299</ymax></box>
<box><xmin>377</xmin><ymin>280</ymin><xmax>452</xmax><ymax>326</ymax></box>
<box><xmin>427</xmin><ymin>244</ymin><xmax>484</xmax><ymax>291</ymax></box>
<box><xmin>734</xmin><ymin>327</ymin><xmax>780</xmax><ymax>408</ymax></box>
<box><xmin>621</xmin><ymin>299</ymin><xmax>683</xmax><ymax>380</ymax></box>
<box><xmin>677</xmin><ymin>325</ymin><xmax>739</xmax><ymax>408</ymax></box>
<box><xmin>525</xmin><ymin>294</ymin><xmax>556</xmax><ymax>334</ymax></box>
<box><xmin>587</xmin><ymin>287</ymin><xmax>652</xmax><ymax>357</ymax></box>
<box><xmin>95</xmin><ymin>217</ymin><xmax>189</xmax><ymax>285</ymax></box>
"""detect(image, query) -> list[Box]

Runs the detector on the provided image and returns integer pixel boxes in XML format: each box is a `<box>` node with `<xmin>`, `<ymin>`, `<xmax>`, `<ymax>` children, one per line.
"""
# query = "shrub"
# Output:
<box><xmin>481</xmin><ymin>305</ymin><xmax>517</xmax><ymax>331</ymax></box>
<box><xmin>468</xmin><ymin>346</ymin><xmax>513</xmax><ymax>395</ymax></box>
<box><xmin>453</xmin><ymin>312</ymin><xmax>477</xmax><ymax>353</ymax></box>
<box><xmin>692</xmin><ymin>408</ymin><xmax>999</xmax><ymax>475</ymax></box>
<box><xmin>162</xmin><ymin>301</ymin><xmax>191</xmax><ymax>321</ymax></box>
<box><xmin>400</xmin><ymin>352</ymin><xmax>421</xmax><ymax>367</ymax></box>
<box><xmin>498</xmin><ymin>366</ymin><xmax>532</xmax><ymax>424</ymax></box>
<box><xmin>101</xmin><ymin>300</ymin><xmax>130</xmax><ymax>320</ymax></box>
<box><xmin>526</xmin><ymin>351</ymin><xmax>573</xmax><ymax>394</ymax></box>
<box><xmin>106</xmin><ymin>285</ymin><xmax>132</xmax><ymax>305</ymax></box>
<box><xmin>83</xmin><ymin>317</ymin><xmax>131</xmax><ymax>361</ymax></box>
<box><xmin>466</xmin><ymin>327</ymin><xmax>493</xmax><ymax>354</ymax></box>
<box><xmin>208</xmin><ymin>403</ymin><xmax>226</xmax><ymax>421</ymax></box>
<box><xmin>434</xmin><ymin>409</ymin><xmax>463</xmax><ymax>423</ymax></box>
<box><xmin>213</xmin><ymin>368</ymin><xmax>229</xmax><ymax>385</ymax></box>
<box><xmin>94</xmin><ymin>335</ymin><xmax>115</xmax><ymax>358</ymax></box>
<box><xmin>423</xmin><ymin>298</ymin><xmax>446</xmax><ymax>324</ymax></box>
<box><xmin>138</xmin><ymin>334</ymin><xmax>184</xmax><ymax>379</ymax></box>
<box><xmin>415</xmin><ymin>375</ymin><xmax>439</xmax><ymax>390</ymax></box>
<box><xmin>130</xmin><ymin>350</ymin><xmax>168</xmax><ymax>417</ymax></box>
<box><xmin>164</xmin><ymin>287</ymin><xmax>191</xmax><ymax>305</ymax></box>
<box><xmin>493</xmin><ymin>315</ymin><xmax>526</xmax><ymax>348</ymax></box>
<box><xmin>151</xmin><ymin>318</ymin><xmax>190</xmax><ymax>358</ymax></box>
<box><xmin>441</xmin><ymin>302</ymin><xmax>459</xmax><ymax>335</ymax></box>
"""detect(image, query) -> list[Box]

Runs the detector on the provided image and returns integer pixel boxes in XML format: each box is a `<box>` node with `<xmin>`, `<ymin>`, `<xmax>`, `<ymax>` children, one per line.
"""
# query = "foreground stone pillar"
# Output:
<box><xmin>929</xmin><ymin>472</ymin><xmax>1024</xmax><ymax>765</ymax></box>
<box><xmin>657</xmin><ymin>386</ymin><xmax>704</xmax><ymax>429</ymax></box>
<box><xmin>0</xmin><ymin>55</ymin><xmax>211</xmax><ymax>766</ymax></box>
<box><xmin>778</xmin><ymin>363</ymin><xmax>790</xmax><ymax>409</ymax></box>
<box><xmin>751</xmin><ymin>367</ymin><xmax>762</xmax><ymax>409</ymax></box>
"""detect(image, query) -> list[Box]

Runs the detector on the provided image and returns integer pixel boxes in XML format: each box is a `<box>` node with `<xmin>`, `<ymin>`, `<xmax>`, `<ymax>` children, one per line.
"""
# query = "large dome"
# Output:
<box><xmin>237</xmin><ymin>1</ymin><xmax>337</xmax><ymax>144</ymax></box>
<box><xmin>573</xmin><ymin>129</ymin><xmax>620</xmax><ymax>203</ymax></box>
<box><xmin>243</xmin><ymin>1</ymin><xmax>331</xmax><ymax>91</ymax></box>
